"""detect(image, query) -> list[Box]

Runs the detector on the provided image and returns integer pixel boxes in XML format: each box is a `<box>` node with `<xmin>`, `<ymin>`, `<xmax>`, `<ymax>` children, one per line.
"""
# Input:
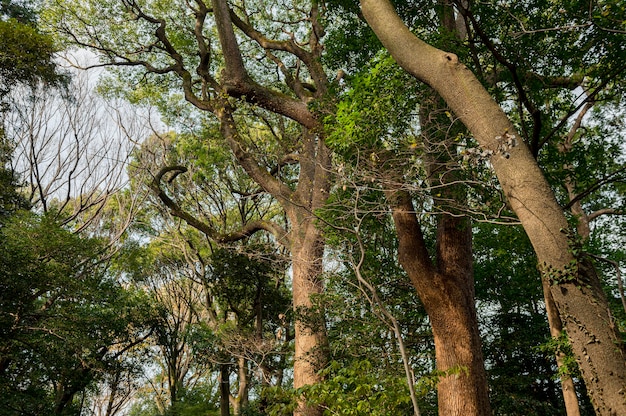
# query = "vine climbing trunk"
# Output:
<box><xmin>542</xmin><ymin>280</ymin><xmax>582</xmax><ymax>416</ymax></box>
<box><xmin>361</xmin><ymin>1</ymin><xmax>626</xmax><ymax>414</ymax></box>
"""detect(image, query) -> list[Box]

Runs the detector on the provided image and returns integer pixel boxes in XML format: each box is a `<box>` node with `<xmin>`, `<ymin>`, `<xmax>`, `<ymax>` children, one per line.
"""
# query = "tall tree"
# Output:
<box><xmin>48</xmin><ymin>3</ymin><xmax>334</xmax><ymax>413</ymax></box>
<box><xmin>323</xmin><ymin>5</ymin><xmax>491</xmax><ymax>409</ymax></box>
<box><xmin>359</xmin><ymin>1</ymin><xmax>626</xmax><ymax>414</ymax></box>
<box><xmin>126</xmin><ymin>130</ymin><xmax>294</xmax><ymax>415</ymax></box>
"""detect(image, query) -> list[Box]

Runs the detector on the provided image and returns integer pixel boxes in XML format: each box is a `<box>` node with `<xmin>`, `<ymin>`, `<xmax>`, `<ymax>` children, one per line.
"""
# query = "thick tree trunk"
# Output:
<box><xmin>361</xmin><ymin>1</ymin><xmax>626</xmax><ymax>414</ymax></box>
<box><xmin>288</xmin><ymin>213</ymin><xmax>328</xmax><ymax>416</ymax></box>
<box><xmin>216</xmin><ymin>106</ymin><xmax>331</xmax><ymax>416</ymax></box>
<box><xmin>389</xmin><ymin>191</ymin><xmax>491</xmax><ymax>416</ymax></box>
<box><xmin>285</xmin><ymin>131</ymin><xmax>331</xmax><ymax>416</ymax></box>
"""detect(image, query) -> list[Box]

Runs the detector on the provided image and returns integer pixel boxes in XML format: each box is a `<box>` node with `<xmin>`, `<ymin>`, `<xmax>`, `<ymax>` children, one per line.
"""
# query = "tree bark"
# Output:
<box><xmin>361</xmin><ymin>1</ymin><xmax>626</xmax><ymax>414</ymax></box>
<box><xmin>543</xmin><ymin>279</ymin><xmax>582</xmax><ymax>416</ymax></box>
<box><xmin>229</xmin><ymin>357</ymin><xmax>249</xmax><ymax>415</ymax></box>
<box><xmin>389</xmin><ymin>191</ymin><xmax>491</xmax><ymax>416</ymax></box>
<box><xmin>215</xmin><ymin>108</ymin><xmax>330</xmax><ymax>416</ymax></box>
<box><xmin>289</xmin><ymin>214</ymin><xmax>328</xmax><ymax>416</ymax></box>
<box><xmin>219</xmin><ymin>364</ymin><xmax>230</xmax><ymax>416</ymax></box>
<box><xmin>284</xmin><ymin>130</ymin><xmax>331</xmax><ymax>416</ymax></box>
<box><xmin>209</xmin><ymin>3</ymin><xmax>333</xmax><ymax>413</ymax></box>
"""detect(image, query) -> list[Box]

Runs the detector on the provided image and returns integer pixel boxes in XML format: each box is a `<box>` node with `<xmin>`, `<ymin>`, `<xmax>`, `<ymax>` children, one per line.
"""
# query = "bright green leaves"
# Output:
<box><xmin>325</xmin><ymin>54</ymin><xmax>418</xmax><ymax>157</ymax></box>
<box><xmin>536</xmin><ymin>330</ymin><xmax>580</xmax><ymax>379</ymax></box>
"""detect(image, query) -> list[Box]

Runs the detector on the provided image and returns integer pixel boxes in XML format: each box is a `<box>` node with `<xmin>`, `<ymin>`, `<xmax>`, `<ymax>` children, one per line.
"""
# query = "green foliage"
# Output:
<box><xmin>262</xmin><ymin>359</ymin><xmax>452</xmax><ymax>416</ymax></box>
<box><xmin>0</xmin><ymin>211</ymin><xmax>156</xmax><ymax>415</ymax></box>
<box><xmin>209</xmin><ymin>247</ymin><xmax>290</xmax><ymax>331</ymax></box>
<box><xmin>302</xmin><ymin>360</ymin><xmax>415</xmax><ymax>415</ymax></box>
<box><xmin>1</xmin><ymin>0</ymin><xmax>37</xmax><ymax>22</ymax></box>
<box><xmin>322</xmin><ymin>0</ymin><xmax>381</xmax><ymax>72</ymax></box>
<box><xmin>128</xmin><ymin>383</ymin><xmax>220</xmax><ymax>416</ymax></box>
<box><xmin>0</xmin><ymin>17</ymin><xmax>66</xmax><ymax>98</ymax></box>
<box><xmin>536</xmin><ymin>331</ymin><xmax>580</xmax><ymax>380</ymax></box>
<box><xmin>0</xmin><ymin>137</ymin><xmax>29</xmax><ymax>218</ymax></box>
<box><xmin>473</xmin><ymin>223</ymin><xmax>594</xmax><ymax>414</ymax></box>
<box><xmin>325</xmin><ymin>54</ymin><xmax>418</xmax><ymax>157</ymax></box>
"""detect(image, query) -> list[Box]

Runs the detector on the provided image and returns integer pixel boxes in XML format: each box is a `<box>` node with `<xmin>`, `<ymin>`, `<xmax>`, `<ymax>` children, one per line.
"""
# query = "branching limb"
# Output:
<box><xmin>565</xmin><ymin>166</ymin><xmax>626</xmax><ymax>210</ymax></box>
<box><xmin>150</xmin><ymin>165</ymin><xmax>288</xmax><ymax>245</ymax></box>
<box><xmin>214</xmin><ymin>102</ymin><xmax>297</xmax><ymax>207</ymax></box>
<box><xmin>211</xmin><ymin>0</ymin><xmax>318</xmax><ymax>128</ymax></box>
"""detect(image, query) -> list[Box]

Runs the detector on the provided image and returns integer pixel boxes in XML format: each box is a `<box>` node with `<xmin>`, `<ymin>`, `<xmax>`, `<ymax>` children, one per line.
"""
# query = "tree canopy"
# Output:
<box><xmin>1</xmin><ymin>0</ymin><xmax>625</xmax><ymax>415</ymax></box>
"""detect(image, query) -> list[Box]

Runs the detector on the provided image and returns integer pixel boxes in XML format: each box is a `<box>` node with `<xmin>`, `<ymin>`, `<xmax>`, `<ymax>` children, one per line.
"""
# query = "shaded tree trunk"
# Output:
<box><xmin>219</xmin><ymin>364</ymin><xmax>230</xmax><ymax>416</ymax></box>
<box><xmin>361</xmin><ymin>1</ymin><xmax>626</xmax><ymax>414</ymax></box>
<box><xmin>230</xmin><ymin>357</ymin><xmax>249</xmax><ymax>415</ymax></box>
<box><xmin>389</xmin><ymin>191</ymin><xmax>491</xmax><ymax>416</ymax></box>
<box><xmin>282</xmin><ymin>131</ymin><xmax>331</xmax><ymax>416</ymax></box>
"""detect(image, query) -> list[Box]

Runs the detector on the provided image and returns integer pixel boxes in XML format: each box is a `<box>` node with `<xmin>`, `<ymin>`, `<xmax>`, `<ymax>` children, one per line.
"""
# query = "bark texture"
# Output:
<box><xmin>543</xmin><ymin>280</ymin><xmax>581</xmax><ymax>416</ymax></box>
<box><xmin>389</xmin><ymin>191</ymin><xmax>491</xmax><ymax>416</ymax></box>
<box><xmin>361</xmin><ymin>1</ymin><xmax>626</xmax><ymax>414</ymax></box>
<box><xmin>215</xmin><ymin>108</ymin><xmax>330</xmax><ymax>416</ymax></box>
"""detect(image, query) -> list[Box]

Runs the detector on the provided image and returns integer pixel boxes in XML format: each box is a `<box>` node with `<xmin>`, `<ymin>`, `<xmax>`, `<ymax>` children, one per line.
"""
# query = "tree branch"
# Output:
<box><xmin>564</xmin><ymin>167</ymin><xmax>626</xmax><ymax>210</ymax></box>
<box><xmin>210</xmin><ymin>0</ymin><xmax>318</xmax><ymax>128</ymax></box>
<box><xmin>150</xmin><ymin>166</ymin><xmax>288</xmax><ymax>245</ymax></box>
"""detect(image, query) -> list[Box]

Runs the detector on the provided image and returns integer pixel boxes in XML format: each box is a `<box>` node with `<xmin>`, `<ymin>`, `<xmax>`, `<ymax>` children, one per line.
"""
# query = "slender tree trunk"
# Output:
<box><xmin>230</xmin><ymin>357</ymin><xmax>249</xmax><ymax>415</ymax></box>
<box><xmin>219</xmin><ymin>364</ymin><xmax>230</xmax><ymax>416</ymax></box>
<box><xmin>389</xmin><ymin>192</ymin><xmax>490</xmax><ymax>416</ymax></box>
<box><xmin>361</xmin><ymin>1</ymin><xmax>626</xmax><ymax>414</ymax></box>
<box><xmin>543</xmin><ymin>280</ymin><xmax>582</xmax><ymax>416</ymax></box>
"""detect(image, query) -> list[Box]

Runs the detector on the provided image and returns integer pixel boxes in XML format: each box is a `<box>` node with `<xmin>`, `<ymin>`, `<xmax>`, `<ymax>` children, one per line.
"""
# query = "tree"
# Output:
<box><xmin>474</xmin><ymin>222</ymin><xmax>594</xmax><ymax>415</ymax></box>
<box><xmin>4</xmin><ymin>70</ymin><xmax>141</xmax><ymax>227</ymax></box>
<box><xmin>359</xmin><ymin>1</ymin><xmax>626</xmax><ymax>414</ymax></box>
<box><xmin>322</xmin><ymin>6</ymin><xmax>491</xmax><ymax>410</ymax></box>
<box><xmin>0</xmin><ymin>211</ymin><xmax>155</xmax><ymax>415</ymax></box>
<box><xmin>0</xmin><ymin>0</ymin><xmax>66</xmax><ymax>100</ymax></box>
<box><xmin>122</xmin><ymin>130</ymin><xmax>294</xmax><ymax>415</ymax></box>
<box><xmin>47</xmin><ymin>2</ymin><xmax>336</xmax><ymax>412</ymax></box>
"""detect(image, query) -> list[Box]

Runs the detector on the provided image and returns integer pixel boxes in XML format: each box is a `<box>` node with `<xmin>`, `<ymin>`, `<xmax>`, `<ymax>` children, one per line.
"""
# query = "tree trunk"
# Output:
<box><xmin>543</xmin><ymin>279</ymin><xmax>582</xmax><ymax>416</ymax></box>
<box><xmin>215</xmin><ymin>106</ymin><xmax>331</xmax><ymax>416</ymax></box>
<box><xmin>361</xmin><ymin>1</ymin><xmax>626</xmax><ymax>414</ymax></box>
<box><xmin>286</xmin><ymin>132</ymin><xmax>331</xmax><ymax>416</ymax></box>
<box><xmin>288</xmin><ymin>212</ymin><xmax>328</xmax><ymax>416</ymax></box>
<box><xmin>229</xmin><ymin>357</ymin><xmax>249</xmax><ymax>415</ymax></box>
<box><xmin>389</xmin><ymin>191</ymin><xmax>491</xmax><ymax>416</ymax></box>
<box><xmin>219</xmin><ymin>364</ymin><xmax>230</xmax><ymax>416</ymax></box>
